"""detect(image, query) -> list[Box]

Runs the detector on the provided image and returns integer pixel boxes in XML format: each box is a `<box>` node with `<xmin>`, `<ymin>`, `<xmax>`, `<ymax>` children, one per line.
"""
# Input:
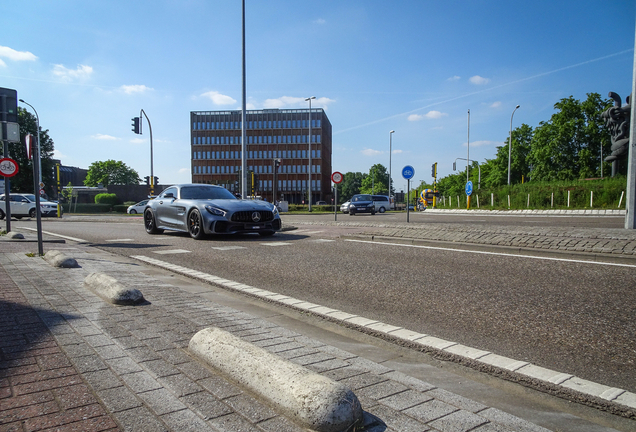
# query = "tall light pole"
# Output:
<box><xmin>18</xmin><ymin>98</ymin><xmax>43</xmax><ymax>255</ymax></box>
<box><xmin>139</xmin><ymin>109</ymin><xmax>154</xmax><ymax>195</ymax></box>
<box><xmin>241</xmin><ymin>0</ymin><xmax>248</xmax><ymax>198</ymax></box>
<box><xmin>389</xmin><ymin>130</ymin><xmax>395</xmax><ymax>196</ymax></box>
<box><xmin>467</xmin><ymin>109</ymin><xmax>470</xmax><ymax>182</ymax></box>
<box><xmin>508</xmin><ymin>105</ymin><xmax>520</xmax><ymax>185</ymax></box>
<box><xmin>305</xmin><ymin>96</ymin><xmax>315</xmax><ymax>211</ymax></box>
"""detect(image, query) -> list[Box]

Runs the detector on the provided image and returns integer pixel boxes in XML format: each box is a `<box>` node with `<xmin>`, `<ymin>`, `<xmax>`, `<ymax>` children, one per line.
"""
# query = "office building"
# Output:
<box><xmin>190</xmin><ymin>108</ymin><xmax>332</xmax><ymax>204</ymax></box>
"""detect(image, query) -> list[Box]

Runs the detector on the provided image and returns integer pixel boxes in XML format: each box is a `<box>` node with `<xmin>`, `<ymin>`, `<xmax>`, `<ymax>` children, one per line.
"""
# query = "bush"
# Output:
<box><xmin>95</xmin><ymin>193</ymin><xmax>118</xmax><ymax>205</ymax></box>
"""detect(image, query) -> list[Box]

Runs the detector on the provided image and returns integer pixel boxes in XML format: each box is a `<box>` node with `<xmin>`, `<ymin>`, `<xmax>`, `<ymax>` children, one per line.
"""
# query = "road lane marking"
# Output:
<box><xmin>152</xmin><ymin>249</ymin><xmax>191</xmax><ymax>254</ymax></box>
<box><xmin>211</xmin><ymin>246</ymin><xmax>247</xmax><ymax>251</ymax></box>
<box><xmin>261</xmin><ymin>242</ymin><xmax>292</xmax><ymax>247</ymax></box>
<box><xmin>20</xmin><ymin>227</ymin><xmax>87</xmax><ymax>243</ymax></box>
<box><xmin>344</xmin><ymin>239</ymin><xmax>636</xmax><ymax>268</ymax></box>
<box><xmin>106</xmin><ymin>239</ymin><xmax>134</xmax><ymax>242</ymax></box>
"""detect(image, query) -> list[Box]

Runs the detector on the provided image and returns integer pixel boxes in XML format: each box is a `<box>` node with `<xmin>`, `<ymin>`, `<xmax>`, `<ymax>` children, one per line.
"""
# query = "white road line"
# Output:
<box><xmin>345</xmin><ymin>239</ymin><xmax>636</xmax><ymax>268</ymax></box>
<box><xmin>261</xmin><ymin>242</ymin><xmax>292</xmax><ymax>247</ymax></box>
<box><xmin>152</xmin><ymin>249</ymin><xmax>191</xmax><ymax>255</ymax></box>
<box><xmin>20</xmin><ymin>227</ymin><xmax>87</xmax><ymax>243</ymax></box>
<box><xmin>211</xmin><ymin>246</ymin><xmax>247</xmax><ymax>251</ymax></box>
<box><xmin>105</xmin><ymin>239</ymin><xmax>134</xmax><ymax>242</ymax></box>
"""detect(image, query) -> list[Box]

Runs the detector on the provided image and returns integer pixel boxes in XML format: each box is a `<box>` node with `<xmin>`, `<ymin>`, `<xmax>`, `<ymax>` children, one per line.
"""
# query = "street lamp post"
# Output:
<box><xmin>140</xmin><ymin>109</ymin><xmax>154</xmax><ymax>196</ymax></box>
<box><xmin>508</xmin><ymin>105</ymin><xmax>520</xmax><ymax>185</ymax></box>
<box><xmin>305</xmin><ymin>96</ymin><xmax>315</xmax><ymax>211</ymax></box>
<box><xmin>18</xmin><ymin>99</ymin><xmax>44</xmax><ymax>256</ymax></box>
<box><xmin>389</xmin><ymin>130</ymin><xmax>394</xmax><ymax>197</ymax></box>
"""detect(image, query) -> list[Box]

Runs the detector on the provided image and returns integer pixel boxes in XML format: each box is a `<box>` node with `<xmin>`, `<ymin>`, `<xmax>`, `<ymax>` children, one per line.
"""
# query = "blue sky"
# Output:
<box><xmin>2</xmin><ymin>1</ymin><xmax>635</xmax><ymax>192</ymax></box>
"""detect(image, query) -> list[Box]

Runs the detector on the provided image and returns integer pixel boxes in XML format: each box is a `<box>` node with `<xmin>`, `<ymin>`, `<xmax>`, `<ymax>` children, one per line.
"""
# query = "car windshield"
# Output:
<box><xmin>180</xmin><ymin>186</ymin><xmax>237</xmax><ymax>200</ymax></box>
<box><xmin>352</xmin><ymin>195</ymin><xmax>372</xmax><ymax>202</ymax></box>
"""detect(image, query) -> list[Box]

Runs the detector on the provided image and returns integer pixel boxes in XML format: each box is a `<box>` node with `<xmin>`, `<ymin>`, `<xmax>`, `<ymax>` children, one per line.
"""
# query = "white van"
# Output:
<box><xmin>371</xmin><ymin>195</ymin><xmax>391</xmax><ymax>213</ymax></box>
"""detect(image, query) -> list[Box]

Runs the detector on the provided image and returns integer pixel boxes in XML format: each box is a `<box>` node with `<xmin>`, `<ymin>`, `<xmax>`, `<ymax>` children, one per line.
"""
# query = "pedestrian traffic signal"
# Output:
<box><xmin>132</xmin><ymin>117</ymin><xmax>141</xmax><ymax>134</ymax></box>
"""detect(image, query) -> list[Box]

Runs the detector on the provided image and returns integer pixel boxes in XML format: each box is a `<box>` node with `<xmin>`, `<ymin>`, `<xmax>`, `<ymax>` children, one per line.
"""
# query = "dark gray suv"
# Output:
<box><xmin>348</xmin><ymin>194</ymin><xmax>376</xmax><ymax>215</ymax></box>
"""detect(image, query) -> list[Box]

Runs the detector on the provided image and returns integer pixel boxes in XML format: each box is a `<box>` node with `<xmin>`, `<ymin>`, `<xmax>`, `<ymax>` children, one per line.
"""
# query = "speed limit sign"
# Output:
<box><xmin>331</xmin><ymin>171</ymin><xmax>343</xmax><ymax>184</ymax></box>
<box><xmin>0</xmin><ymin>158</ymin><xmax>19</xmax><ymax>177</ymax></box>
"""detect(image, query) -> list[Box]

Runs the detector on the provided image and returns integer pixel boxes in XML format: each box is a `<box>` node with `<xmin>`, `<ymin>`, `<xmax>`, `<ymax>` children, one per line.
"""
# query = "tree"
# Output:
<box><xmin>484</xmin><ymin>123</ymin><xmax>534</xmax><ymax>187</ymax></box>
<box><xmin>0</xmin><ymin>108</ymin><xmax>56</xmax><ymax>194</ymax></box>
<box><xmin>360</xmin><ymin>164</ymin><xmax>389</xmax><ymax>195</ymax></box>
<box><xmin>527</xmin><ymin>93</ymin><xmax>611</xmax><ymax>181</ymax></box>
<box><xmin>337</xmin><ymin>172</ymin><xmax>365</xmax><ymax>201</ymax></box>
<box><xmin>84</xmin><ymin>160</ymin><xmax>141</xmax><ymax>187</ymax></box>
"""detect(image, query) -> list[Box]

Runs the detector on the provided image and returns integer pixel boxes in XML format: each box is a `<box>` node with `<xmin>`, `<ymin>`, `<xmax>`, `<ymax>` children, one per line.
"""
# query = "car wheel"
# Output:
<box><xmin>29</xmin><ymin>208</ymin><xmax>37</xmax><ymax>218</ymax></box>
<box><xmin>144</xmin><ymin>208</ymin><xmax>163</xmax><ymax>234</ymax></box>
<box><xmin>349</xmin><ymin>210</ymin><xmax>355</xmax><ymax>216</ymax></box>
<box><xmin>0</xmin><ymin>209</ymin><xmax>4</xmax><ymax>220</ymax></box>
<box><xmin>188</xmin><ymin>209</ymin><xmax>206</xmax><ymax>240</ymax></box>
<box><xmin>130</xmin><ymin>209</ymin><xmax>137</xmax><ymax>214</ymax></box>
<box><xmin>258</xmin><ymin>230</ymin><xmax>275</xmax><ymax>237</ymax></box>
<box><xmin>379</xmin><ymin>207</ymin><xmax>385</xmax><ymax>213</ymax></box>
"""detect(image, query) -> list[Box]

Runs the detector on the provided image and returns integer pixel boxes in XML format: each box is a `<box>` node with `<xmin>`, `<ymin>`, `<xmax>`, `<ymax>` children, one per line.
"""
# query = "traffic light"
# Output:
<box><xmin>0</xmin><ymin>87</ymin><xmax>18</xmax><ymax>123</ymax></box>
<box><xmin>132</xmin><ymin>117</ymin><xmax>141</xmax><ymax>134</ymax></box>
<box><xmin>274</xmin><ymin>158</ymin><xmax>281</xmax><ymax>171</ymax></box>
<box><xmin>431</xmin><ymin>162</ymin><xmax>437</xmax><ymax>178</ymax></box>
<box><xmin>144</xmin><ymin>176</ymin><xmax>150</xmax><ymax>185</ymax></box>
<box><xmin>153</xmin><ymin>176</ymin><xmax>159</xmax><ymax>185</ymax></box>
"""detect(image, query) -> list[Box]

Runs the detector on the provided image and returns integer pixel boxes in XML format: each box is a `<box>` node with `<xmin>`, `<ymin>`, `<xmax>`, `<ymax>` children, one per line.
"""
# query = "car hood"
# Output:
<box><xmin>206</xmin><ymin>199</ymin><xmax>275</xmax><ymax>211</ymax></box>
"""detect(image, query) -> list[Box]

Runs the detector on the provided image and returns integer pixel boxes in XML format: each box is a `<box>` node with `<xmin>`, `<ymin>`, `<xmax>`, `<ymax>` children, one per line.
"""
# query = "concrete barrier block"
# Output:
<box><xmin>189</xmin><ymin>327</ymin><xmax>363</xmax><ymax>432</ymax></box>
<box><xmin>44</xmin><ymin>250</ymin><xmax>79</xmax><ymax>268</ymax></box>
<box><xmin>84</xmin><ymin>272</ymin><xmax>144</xmax><ymax>305</ymax></box>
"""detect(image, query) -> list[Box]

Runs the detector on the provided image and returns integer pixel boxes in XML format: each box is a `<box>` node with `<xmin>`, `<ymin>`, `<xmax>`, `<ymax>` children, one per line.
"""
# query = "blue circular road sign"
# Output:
<box><xmin>402</xmin><ymin>165</ymin><xmax>415</xmax><ymax>180</ymax></box>
<box><xmin>465</xmin><ymin>181</ymin><xmax>473</xmax><ymax>196</ymax></box>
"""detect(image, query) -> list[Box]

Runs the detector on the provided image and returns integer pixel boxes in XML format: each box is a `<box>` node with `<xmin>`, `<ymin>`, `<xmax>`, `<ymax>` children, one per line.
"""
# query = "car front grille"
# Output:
<box><xmin>231</xmin><ymin>210</ymin><xmax>274</xmax><ymax>223</ymax></box>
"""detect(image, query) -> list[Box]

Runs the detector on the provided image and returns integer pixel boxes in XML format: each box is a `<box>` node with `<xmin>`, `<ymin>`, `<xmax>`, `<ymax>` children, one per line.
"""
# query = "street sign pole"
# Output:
<box><xmin>402</xmin><ymin>165</ymin><xmax>415</xmax><ymax>223</ymax></box>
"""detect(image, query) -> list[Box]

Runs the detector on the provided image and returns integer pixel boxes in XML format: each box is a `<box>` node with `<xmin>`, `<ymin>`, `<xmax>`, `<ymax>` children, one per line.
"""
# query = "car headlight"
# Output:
<box><xmin>205</xmin><ymin>205</ymin><xmax>227</xmax><ymax>217</ymax></box>
<box><xmin>272</xmin><ymin>205</ymin><xmax>279</xmax><ymax>215</ymax></box>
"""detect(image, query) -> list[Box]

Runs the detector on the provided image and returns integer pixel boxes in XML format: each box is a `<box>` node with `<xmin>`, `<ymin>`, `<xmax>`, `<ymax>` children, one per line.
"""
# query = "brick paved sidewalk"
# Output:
<box><xmin>0</xmin><ymin>265</ymin><xmax>120</xmax><ymax>432</ymax></box>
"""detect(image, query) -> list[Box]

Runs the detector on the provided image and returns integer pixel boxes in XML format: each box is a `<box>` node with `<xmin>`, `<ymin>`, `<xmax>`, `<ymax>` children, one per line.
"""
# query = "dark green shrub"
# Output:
<box><xmin>95</xmin><ymin>193</ymin><xmax>118</xmax><ymax>205</ymax></box>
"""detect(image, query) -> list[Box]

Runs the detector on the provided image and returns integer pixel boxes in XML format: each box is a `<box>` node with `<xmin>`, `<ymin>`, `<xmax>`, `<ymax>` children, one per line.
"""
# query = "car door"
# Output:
<box><xmin>11</xmin><ymin>194</ymin><xmax>30</xmax><ymax>216</ymax></box>
<box><xmin>154</xmin><ymin>187</ymin><xmax>185</xmax><ymax>229</ymax></box>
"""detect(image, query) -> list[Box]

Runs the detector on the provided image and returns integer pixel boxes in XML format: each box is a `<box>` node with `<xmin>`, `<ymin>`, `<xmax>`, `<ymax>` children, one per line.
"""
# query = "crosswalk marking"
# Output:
<box><xmin>261</xmin><ymin>242</ymin><xmax>292</xmax><ymax>247</ymax></box>
<box><xmin>211</xmin><ymin>246</ymin><xmax>247</xmax><ymax>251</ymax></box>
<box><xmin>153</xmin><ymin>249</ymin><xmax>191</xmax><ymax>255</ymax></box>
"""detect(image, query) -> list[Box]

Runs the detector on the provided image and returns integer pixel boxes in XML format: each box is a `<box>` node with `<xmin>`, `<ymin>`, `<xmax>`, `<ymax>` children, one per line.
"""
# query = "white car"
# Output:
<box><xmin>0</xmin><ymin>193</ymin><xmax>59</xmax><ymax>219</ymax></box>
<box><xmin>340</xmin><ymin>201</ymin><xmax>350</xmax><ymax>213</ymax></box>
<box><xmin>127</xmin><ymin>200</ymin><xmax>149</xmax><ymax>214</ymax></box>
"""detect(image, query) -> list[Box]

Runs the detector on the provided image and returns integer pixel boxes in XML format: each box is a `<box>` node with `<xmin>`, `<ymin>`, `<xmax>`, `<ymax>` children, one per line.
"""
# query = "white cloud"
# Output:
<box><xmin>121</xmin><ymin>84</ymin><xmax>154</xmax><ymax>94</ymax></box>
<box><xmin>201</xmin><ymin>91</ymin><xmax>236</xmax><ymax>105</ymax></box>
<box><xmin>0</xmin><ymin>46</ymin><xmax>37</xmax><ymax>64</ymax></box>
<box><xmin>52</xmin><ymin>64</ymin><xmax>93</xmax><ymax>81</ymax></box>
<box><xmin>130</xmin><ymin>138</ymin><xmax>146</xmax><ymax>144</ymax></box>
<box><xmin>92</xmin><ymin>134</ymin><xmax>119</xmax><ymax>141</ymax></box>
<box><xmin>314</xmin><ymin>18</ymin><xmax>326</xmax><ymax>25</ymax></box>
<box><xmin>447</xmin><ymin>75</ymin><xmax>461</xmax><ymax>81</ymax></box>
<box><xmin>408</xmin><ymin>111</ymin><xmax>447</xmax><ymax>121</ymax></box>
<box><xmin>469</xmin><ymin>75</ymin><xmax>490</xmax><ymax>85</ymax></box>
<box><xmin>361</xmin><ymin>148</ymin><xmax>382</xmax><ymax>156</ymax></box>
<box><xmin>392</xmin><ymin>149</ymin><xmax>403</xmax><ymax>154</ymax></box>
<box><xmin>490</xmin><ymin>101</ymin><xmax>501</xmax><ymax>108</ymax></box>
<box><xmin>263</xmin><ymin>96</ymin><xmax>335</xmax><ymax>110</ymax></box>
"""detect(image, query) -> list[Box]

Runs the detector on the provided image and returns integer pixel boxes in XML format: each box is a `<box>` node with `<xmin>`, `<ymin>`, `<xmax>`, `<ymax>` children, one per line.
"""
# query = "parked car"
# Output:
<box><xmin>315</xmin><ymin>200</ymin><xmax>327</xmax><ymax>206</ymax></box>
<box><xmin>371</xmin><ymin>195</ymin><xmax>391</xmax><ymax>213</ymax></box>
<box><xmin>143</xmin><ymin>184</ymin><xmax>281</xmax><ymax>239</ymax></box>
<box><xmin>348</xmin><ymin>194</ymin><xmax>376</xmax><ymax>216</ymax></box>
<box><xmin>127</xmin><ymin>200</ymin><xmax>149</xmax><ymax>214</ymax></box>
<box><xmin>0</xmin><ymin>193</ymin><xmax>59</xmax><ymax>219</ymax></box>
<box><xmin>340</xmin><ymin>201</ymin><xmax>350</xmax><ymax>214</ymax></box>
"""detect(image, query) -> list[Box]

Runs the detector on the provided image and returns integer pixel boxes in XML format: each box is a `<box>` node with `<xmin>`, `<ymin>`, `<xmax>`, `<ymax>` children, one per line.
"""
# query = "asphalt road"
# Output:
<box><xmin>10</xmin><ymin>214</ymin><xmax>636</xmax><ymax>396</ymax></box>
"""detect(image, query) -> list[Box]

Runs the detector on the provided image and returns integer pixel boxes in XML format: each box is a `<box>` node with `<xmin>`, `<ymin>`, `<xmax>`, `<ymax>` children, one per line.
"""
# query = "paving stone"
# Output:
<box><xmin>341</xmin><ymin>372</ymin><xmax>390</xmax><ymax>391</ymax></box>
<box><xmin>161</xmin><ymin>408</ymin><xmax>214</xmax><ymax>432</ymax></box>
<box><xmin>158</xmin><ymin>373</ymin><xmax>203</xmax><ymax>397</ymax></box>
<box><xmin>141</xmin><ymin>358</ymin><xmax>181</xmax><ymax>378</ymax></box>
<box><xmin>366</xmin><ymin>404</ymin><xmax>430</xmax><ymax>432</ymax></box>
<box><xmin>114</xmin><ymin>406</ymin><xmax>169</xmax><ymax>432</ymax></box>
<box><xmin>428</xmin><ymin>409</ymin><xmax>489</xmax><ymax>432</ymax></box>
<box><xmin>477</xmin><ymin>408</ymin><xmax>551</xmax><ymax>432</ymax></box>
<box><xmin>379</xmin><ymin>389</ymin><xmax>434</xmax><ymax>411</ymax></box>
<box><xmin>355</xmin><ymin>380</ymin><xmax>410</xmax><ymax>401</ymax></box>
<box><xmin>404</xmin><ymin>399</ymin><xmax>459</xmax><ymax>423</ymax></box>
<box><xmin>137</xmin><ymin>387</ymin><xmax>188</xmax><ymax>416</ymax></box>
<box><xmin>223</xmin><ymin>393</ymin><xmax>278</xmax><ymax>423</ymax></box>
<box><xmin>181</xmin><ymin>392</ymin><xmax>233</xmax><ymax>419</ymax></box>
<box><xmin>197</xmin><ymin>375</ymin><xmax>243</xmax><ymax>400</ymax></box>
<box><xmin>120</xmin><ymin>371</ymin><xmax>163</xmax><ymax>393</ymax></box>
<box><xmin>105</xmin><ymin>356</ymin><xmax>144</xmax><ymax>375</ymax></box>
<box><xmin>207</xmin><ymin>412</ymin><xmax>261</xmax><ymax>432</ymax></box>
<box><xmin>99</xmin><ymin>386</ymin><xmax>143</xmax><ymax>412</ymax></box>
<box><xmin>423</xmin><ymin>388</ymin><xmax>488</xmax><ymax>413</ymax></box>
<box><xmin>82</xmin><ymin>369</ymin><xmax>123</xmax><ymax>392</ymax></box>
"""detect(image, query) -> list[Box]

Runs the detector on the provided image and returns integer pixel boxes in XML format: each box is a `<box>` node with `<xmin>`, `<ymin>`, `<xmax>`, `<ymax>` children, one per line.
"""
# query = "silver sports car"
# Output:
<box><xmin>144</xmin><ymin>184</ymin><xmax>281</xmax><ymax>239</ymax></box>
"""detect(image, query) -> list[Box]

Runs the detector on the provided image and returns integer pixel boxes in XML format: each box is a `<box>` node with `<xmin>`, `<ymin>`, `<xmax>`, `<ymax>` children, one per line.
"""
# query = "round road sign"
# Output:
<box><xmin>465</xmin><ymin>181</ymin><xmax>473</xmax><ymax>196</ymax></box>
<box><xmin>0</xmin><ymin>158</ymin><xmax>19</xmax><ymax>178</ymax></box>
<box><xmin>402</xmin><ymin>165</ymin><xmax>415</xmax><ymax>180</ymax></box>
<box><xmin>331</xmin><ymin>171</ymin><xmax>343</xmax><ymax>184</ymax></box>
